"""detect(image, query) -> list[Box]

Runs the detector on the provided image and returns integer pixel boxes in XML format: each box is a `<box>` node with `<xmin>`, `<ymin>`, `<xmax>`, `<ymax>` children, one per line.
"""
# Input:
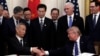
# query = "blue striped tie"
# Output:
<box><xmin>69</xmin><ymin>16</ymin><xmax>73</xmax><ymax>27</ymax></box>
<box><xmin>74</xmin><ymin>42</ymin><xmax>79</xmax><ymax>56</ymax></box>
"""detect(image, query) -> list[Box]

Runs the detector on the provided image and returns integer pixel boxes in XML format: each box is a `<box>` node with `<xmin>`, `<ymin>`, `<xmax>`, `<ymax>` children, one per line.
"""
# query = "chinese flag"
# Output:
<box><xmin>28</xmin><ymin>0</ymin><xmax>40</xmax><ymax>19</ymax></box>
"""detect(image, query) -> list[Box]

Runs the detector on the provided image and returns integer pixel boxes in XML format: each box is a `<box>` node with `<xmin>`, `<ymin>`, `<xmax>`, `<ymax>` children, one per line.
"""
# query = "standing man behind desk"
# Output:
<box><xmin>23</xmin><ymin>7</ymin><xmax>32</xmax><ymax>46</ymax></box>
<box><xmin>30</xmin><ymin>4</ymin><xmax>56</xmax><ymax>50</ymax></box>
<box><xmin>85</xmin><ymin>1</ymin><xmax>100</xmax><ymax>41</ymax></box>
<box><xmin>8</xmin><ymin>23</ymin><xmax>42</xmax><ymax>55</ymax></box>
<box><xmin>57</xmin><ymin>2</ymin><xmax>84</xmax><ymax>48</ymax></box>
<box><xmin>0</xmin><ymin>4</ymin><xmax>8</xmax><ymax>55</ymax></box>
<box><xmin>51</xmin><ymin>8</ymin><xmax>59</xmax><ymax>30</ymax></box>
<box><xmin>3</xmin><ymin>6</ymin><xmax>26</xmax><ymax>39</ymax></box>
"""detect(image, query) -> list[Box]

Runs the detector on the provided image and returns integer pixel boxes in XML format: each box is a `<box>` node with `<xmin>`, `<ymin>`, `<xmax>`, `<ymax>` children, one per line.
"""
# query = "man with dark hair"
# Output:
<box><xmin>37</xmin><ymin>4</ymin><xmax>47</xmax><ymax>11</ymax></box>
<box><xmin>30</xmin><ymin>4</ymin><xmax>56</xmax><ymax>50</ymax></box>
<box><xmin>51</xmin><ymin>8</ymin><xmax>59</xmax><ymax>30</ymax></box>
<box><xmin>3</xmin><ymin>6</ymin><xmax>26</xmax><ymax>39</ymax></box>
<box><xmin>23</xmin><ymin>7</ymin><xmax>32</xmax><ymax>46</ymax></box>
<box><xmin>85</xmin><ymin>1</ymin><xmax>100</xmax><ymax>41</ymax></box>
<box><xmin>23</xmin><ymin>7</ymin><xmax>31</xmax><ymax>25</ymax></box>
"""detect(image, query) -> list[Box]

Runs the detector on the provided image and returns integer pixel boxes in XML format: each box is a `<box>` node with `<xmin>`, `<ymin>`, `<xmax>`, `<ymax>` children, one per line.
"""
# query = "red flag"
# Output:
<box><xmin>28</xmin><ymin>0</ymin><xmax>40</xmax><ymax>19</ymax></box>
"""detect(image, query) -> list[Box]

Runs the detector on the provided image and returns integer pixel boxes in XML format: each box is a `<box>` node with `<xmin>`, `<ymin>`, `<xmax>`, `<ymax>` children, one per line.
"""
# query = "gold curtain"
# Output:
<box><xmin>85</xmin><ymin>0</ymin><xmax>91</xmax><ymax>16</ymax></box>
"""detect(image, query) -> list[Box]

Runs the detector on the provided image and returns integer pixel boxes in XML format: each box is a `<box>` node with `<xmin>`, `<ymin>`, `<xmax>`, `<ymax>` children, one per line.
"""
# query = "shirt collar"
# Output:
<box><xmin>53</xmin><ymin>20</ymin><xmax>58</xmax><ymax>23</ymax></box>
<box><xmin>93</xmin><ymin>12</ymin><xmax>100</xmax><ymax>16</ymax></box>
<box><xmin>0</xmin><ymin>16</ymin><xmax>3</xmax><ymax>19</ymax></box>
<box><xmin>67</xmin><ymin>13</ymin><xmax>74</xmax><ymax>18</ymax></box>
<box><xmin>16</xmin><ymin>35</ymin><xmax>23</xmax><ymax>41</ymax></box>
<box><xmin>39</xmin><ymin>17</ymin><xmax>45</xmax><ymax>21</ymax></box>
<box><xmin>76</xmin><ymin>36</ymin><xmax>80</xmax><ymax>43</ymax></box>
<box><xmin>13</xmin><ymin>16</ymin><xmax>17</xmax><ymax>21</ymax></box>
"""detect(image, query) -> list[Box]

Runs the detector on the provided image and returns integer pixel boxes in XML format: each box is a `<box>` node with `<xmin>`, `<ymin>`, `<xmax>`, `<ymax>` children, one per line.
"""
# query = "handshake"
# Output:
<box><xmin>31</xmin><ymin>47</ymin><xmax>46</xmax><ymax>56</ymax></box>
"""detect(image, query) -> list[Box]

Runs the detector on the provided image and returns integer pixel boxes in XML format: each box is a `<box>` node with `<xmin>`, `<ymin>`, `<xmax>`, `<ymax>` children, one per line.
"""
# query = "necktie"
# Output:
<box><xmin>40</xmin><ymin>19</ymin><xmax>43</xmax><ymax>30</ymax></box>
<box><xmin>74</xmin><ymin>42</ymin><xmax>79</xmax><ymax>56</ymax></box>
<box><xmin>16</xmin><ymin>20</ymin><xmax>19</xmax><ymax>24</ymax></box>
<box><xmin>20</xmin><ymin>40</ymin><xmax>23</xmax><ymax>46</ymax></box>
<box><xmin>69</xmin><ymin>16</ymin><xmax>73</xmax><ymax>27</ymax></box>
<box><xmin>0</xmin><ymin>18</ymin><xmax>2</xmax><ymax>25</ymax></box>
<box><xmin>54</xmin><ymin>21</ymin><xmax>57</xmax><ymax>30</ymax></box>
<box><xmin>93</xmin><ymin>15</ymin><xmax>96</xmax><ymax>28</ymax></box>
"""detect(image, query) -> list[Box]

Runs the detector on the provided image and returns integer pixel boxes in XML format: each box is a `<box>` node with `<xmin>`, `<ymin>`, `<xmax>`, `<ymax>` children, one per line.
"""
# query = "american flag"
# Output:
<box><xmin>0</xmin><ymin>0</ymin><xmax>8</xmax><ymax>10</ymax></box>
<box><xmin>66</xmin><ymin>0</ymin><xmax>80</xmax><ymax>16</ymax></box>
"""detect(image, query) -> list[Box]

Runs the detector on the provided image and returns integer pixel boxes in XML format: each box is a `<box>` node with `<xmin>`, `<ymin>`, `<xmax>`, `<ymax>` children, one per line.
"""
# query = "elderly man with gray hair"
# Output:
<box><xmin>56</xmin><ymin>2</ymin><xmax>84</xmax><ymax>49</ymax></box>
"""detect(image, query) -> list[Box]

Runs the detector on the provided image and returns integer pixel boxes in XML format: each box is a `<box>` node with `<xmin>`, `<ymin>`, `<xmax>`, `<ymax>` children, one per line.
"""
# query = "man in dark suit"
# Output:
<box><xmin>3</xmin><ymin>6</ymin><xmax>26</xmax><ymax>39</ymax></box>
<box><xmin>57</xmin><ymin>2</ymin><xmax>84</xmax><ymax>48</ymax></box>
<box><xmin>0</xmin><ymin>4</ymin><xmax>8</xmax><ymax>55</ymax></box>
<box><xmin>8</xmin><ymin>23</ymin><xmax>43</xmax><ymax>55</ymax></box>
<box><xmin>30</xmin><ymin>4</ymin><xmax>56</xmax><ymax>50</ymax></box>
<box><xmin>39</xmin><ymin>26</ymin><xmax>95</xmax><ymax>56</ymax></box>
<box><xmin>51</xmin><ymin>8</ymin><xmax>59</xmax><ymax>30</ymax></box>
<box><xmin>85</xmin><ymin>1</ymin><xmax>100</xmax><ymax>41</ymax></box>
<box><xmin>23</xmin><ymin>7</ymin><xmax>32</xmax><ymax>46</ymax></box>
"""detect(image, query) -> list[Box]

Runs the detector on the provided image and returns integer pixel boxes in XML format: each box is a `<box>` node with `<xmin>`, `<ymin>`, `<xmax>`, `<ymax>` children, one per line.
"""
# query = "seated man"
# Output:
<box><xmin>39</xmin><ymin>26</ymin><xmax>95</xmax><ymax>56</ymax></box>
<box><xmin>7</xmin><ymin>23</ymin><xmax>42</xmax><ymax>55</ymax></box>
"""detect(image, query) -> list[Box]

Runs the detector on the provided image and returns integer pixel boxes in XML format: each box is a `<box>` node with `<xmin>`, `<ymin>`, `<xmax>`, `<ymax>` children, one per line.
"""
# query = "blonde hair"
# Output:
<box><xmin>67</xmin><ymin>26</ymin><xmax>82</xmax><ymax>36</ymax></box>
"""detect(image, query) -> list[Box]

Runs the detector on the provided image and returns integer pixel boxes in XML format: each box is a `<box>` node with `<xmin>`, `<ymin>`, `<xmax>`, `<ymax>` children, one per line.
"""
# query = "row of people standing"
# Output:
<box><xmin>0</xmin><ymin>1</ymin><xmax>100</xmax><ymax>55</ymax></box>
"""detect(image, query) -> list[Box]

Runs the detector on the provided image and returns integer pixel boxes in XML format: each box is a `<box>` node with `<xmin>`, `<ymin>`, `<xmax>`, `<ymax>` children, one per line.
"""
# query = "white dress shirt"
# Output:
<box><xmin>16</xmin><ymin>35</ymin><xmax>23</xmax><ymax>46</ymax></box>
<box><xmin>73</xmin><ymin>36</ymin><xmax>81</xmax><ymax>56</ymax></box>
<box><xmin>13</xmin><ymin>16</ymin><xmax>20</xmax><ymax>27</ymax></box>
<box><xmin>16</xmin><ymin>35</ymin><xmax>33</xmax><ymax>53</ymax></box>
<box><xmin>0</xmin><ymin>16</ymin><xmax>3</xmax><ymax>24</ymax></box>
<box><xmin>53</xmin><ymin>20</ymin><xmax>58</xmax><ymax>30</ymax></box>
<box><xmin>93</xmin><ymin>12</ymin><xmax>100</xmax><ymax>24</ymax></box>
<box><xmin>39</xmin><ymin>17</ymin><xmax>45</xmax><ymax>24</ymax></box>
<box><xmin>67</xmin><ymin>13</ymin><xmax>74</xmax><ymax>26</ymax></box>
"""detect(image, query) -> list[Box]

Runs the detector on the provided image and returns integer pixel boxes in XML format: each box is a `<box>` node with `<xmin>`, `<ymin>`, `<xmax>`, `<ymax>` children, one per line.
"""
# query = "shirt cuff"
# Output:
<box><xmin>30</xmin><ymin>47</ymin><xmax>33</xmax><ymax>52</ymax></box>
<box><xmin>45</xmin><ymin>51</ymin><xmax>49</xmax><ymax>55</ymax></box>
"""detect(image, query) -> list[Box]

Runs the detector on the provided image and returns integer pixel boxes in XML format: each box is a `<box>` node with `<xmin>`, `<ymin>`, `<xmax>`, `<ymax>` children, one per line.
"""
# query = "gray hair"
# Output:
<box><xmin>67</xmin><ymin>26</ymin><xmax>82</xmax><ymax>36</ymax></box>
<box><xmin>65</xmin><ymin>2</ymin><xmax>74</xmax><ymax>8</ymax></box>
<box><xmin>16</xmin><ymin>23</ymin><xmax>26</xmax><ymax>29</ymax></box>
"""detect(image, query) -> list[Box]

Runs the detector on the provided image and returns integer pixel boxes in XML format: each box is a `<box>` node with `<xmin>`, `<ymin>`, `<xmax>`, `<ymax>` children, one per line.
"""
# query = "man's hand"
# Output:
<box><xmin>31</xmin><ymin>47</ymin><xmax>45</xmax><ymax>56</ymax></box>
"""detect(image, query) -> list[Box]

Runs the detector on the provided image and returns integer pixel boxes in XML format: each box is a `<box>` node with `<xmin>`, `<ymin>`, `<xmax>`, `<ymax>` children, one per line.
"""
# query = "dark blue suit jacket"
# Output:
<box><xmin>49</xmin><ymin>36</ymin><xmax>95</xmax><ymax>56</ymax></box>
<box><xmin>30</xmin><ymin>17</ymin><xmax>56</xmax><ymax>50</ymax></box>
<box><xmin>0</xmin><ymin>17</ymin><xmax>8</xmax><ymax>55</ymax></box>
<box><xmin>85</xmin><ymin>14</ymin><xmax>100</xmax><ymax>41</ymax></box>
<box><xmin>57</xmin><ymin>15</ymin><xmax>84</xmax><ymax>48</ymax></box>
<box><xmin>8</xmin><ymin>36</ymin><xmax>31</xmax><ymax>55</ymax></box>
<box><xmin>3</xmin><ymin>17</ymin><xmax>27</xmax><ymax>39</ymax></box>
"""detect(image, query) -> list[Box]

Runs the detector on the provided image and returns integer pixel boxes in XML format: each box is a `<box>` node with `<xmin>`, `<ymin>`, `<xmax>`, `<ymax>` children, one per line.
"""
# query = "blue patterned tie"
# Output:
<box><xmin>74</xmin><ymin>42</ymin><xmax>79</xmax><ymax>56</ymax></box>
<box><xmin>69</xmin><ymin>16</ymin><xmax>73</xmax><ymax>27</ymax></box>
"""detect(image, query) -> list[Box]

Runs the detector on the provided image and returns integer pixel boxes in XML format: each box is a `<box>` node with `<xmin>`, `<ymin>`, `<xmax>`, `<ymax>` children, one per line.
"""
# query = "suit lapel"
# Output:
<box><xmin>80</xmin><ymin>36</ymin><xmax>85</xmax><ymax>52</ymax></box>
<box><xmin>37</xmin><ymin>19</ymin><xmax>41</xmax><ymax>31</ymax></box>
<box><xmin>95</xmin><ymin>14</ymin><xmax>100</xmax><ymax>29</ymax></box>
<box><xmin>89</xmin><ymin>15</ymin><xmax>94</xmax><ymax>30</ymax></box>
<box><xmin>65</xmin><ymin>16</ymin><xmax>68</xmax><ymax>28</ymax></box>
<box><xmin>42</xmin><ymin>18</ymin><xmax>47</xmax><ymax>31</ymax></box>
<box><xmin>9</xmin><ymin>18</ymin><xmax>16</xmax><ymax>32</ymax></box>
<box><xmin>72</xmin><ymin>15</ymin><xmax>77</xmax><ymax>26</ymax></box>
